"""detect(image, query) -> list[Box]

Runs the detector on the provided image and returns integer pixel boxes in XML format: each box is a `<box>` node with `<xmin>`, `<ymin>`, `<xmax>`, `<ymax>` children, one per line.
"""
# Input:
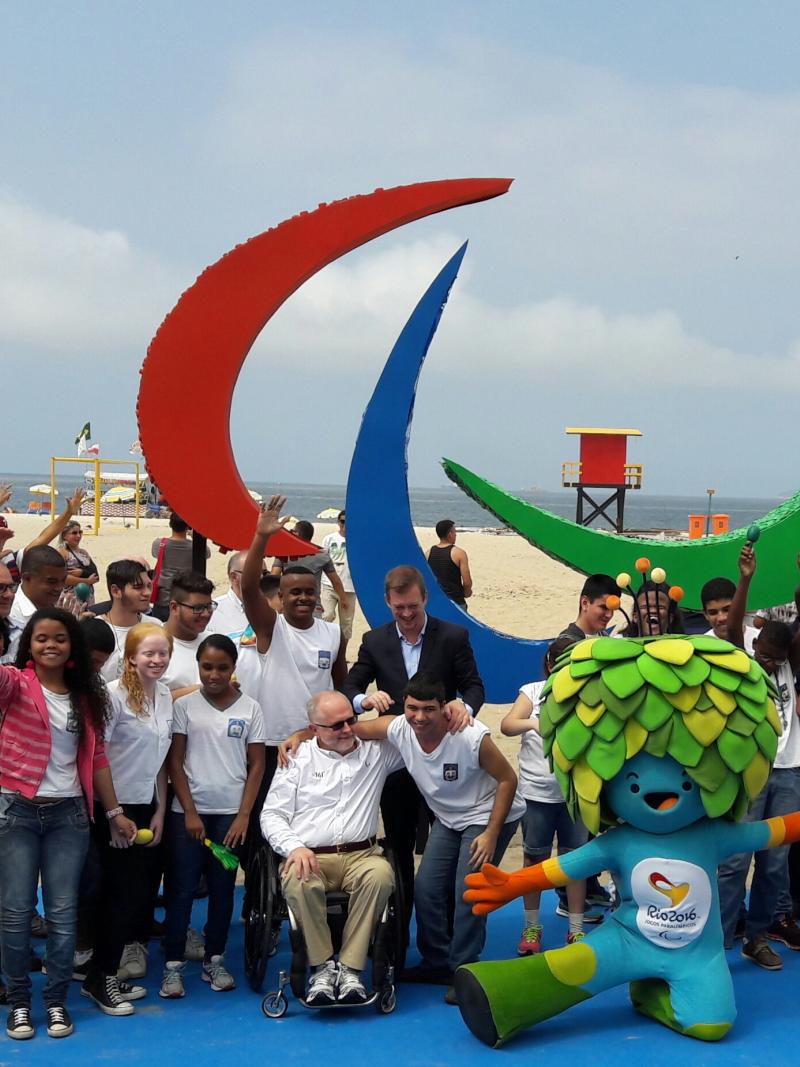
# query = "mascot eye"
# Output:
<box><xmin>681</xmin><ymin>780</ymin><xmax>693</xmax><ymax>792</ymax></box>
<box><xmin>630</xmin><ymin>784</ymin><xmax>640</xmax><ymax>794</ymax></box>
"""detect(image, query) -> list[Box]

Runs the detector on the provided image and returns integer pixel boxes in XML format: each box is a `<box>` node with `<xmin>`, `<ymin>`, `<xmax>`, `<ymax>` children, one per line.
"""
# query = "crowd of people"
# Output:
<box><xmin>0</xmin><ymin>486</ymin><xmax>798</xmax><ymax>1041</ymax></box>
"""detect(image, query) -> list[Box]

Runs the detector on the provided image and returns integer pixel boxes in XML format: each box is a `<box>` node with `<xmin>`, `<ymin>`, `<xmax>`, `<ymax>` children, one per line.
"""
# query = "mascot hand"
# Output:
<box><xmin>464</xmin><ymin>863</ymin><xmax>544</xmax><ymax>915</ymax></box>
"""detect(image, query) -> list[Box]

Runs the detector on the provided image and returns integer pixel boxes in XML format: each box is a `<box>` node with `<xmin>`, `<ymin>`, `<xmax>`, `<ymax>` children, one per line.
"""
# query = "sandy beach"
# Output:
<box><xmin>7</xmin><ymin>513</ymin><xmax>596</xmax><ymax>868</ymax></box>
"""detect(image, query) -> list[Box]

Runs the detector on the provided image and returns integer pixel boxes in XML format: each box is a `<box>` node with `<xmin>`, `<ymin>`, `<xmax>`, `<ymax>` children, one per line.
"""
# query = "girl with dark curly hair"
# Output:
<box><xmin>0</xmin><ymin>608</ymin><xmax>136</xmax><ymax>1041</ymax></box>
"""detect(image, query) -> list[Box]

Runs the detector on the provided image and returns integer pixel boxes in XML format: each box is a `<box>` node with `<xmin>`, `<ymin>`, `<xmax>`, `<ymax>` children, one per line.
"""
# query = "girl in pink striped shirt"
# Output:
<box><xmin>0</xmin><ymin>608</ymin><xmax>136</xmax><ymax>1041</ymax></box>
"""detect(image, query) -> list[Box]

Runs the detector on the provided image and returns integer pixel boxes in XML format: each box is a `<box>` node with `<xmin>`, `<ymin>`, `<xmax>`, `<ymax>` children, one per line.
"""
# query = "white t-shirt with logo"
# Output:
<box><xmin>386</xmin><ymin>716</ymin><xmax>525</xmax><ymax>831</ymax></box>
<box><xmin>161</xmin><ymin>633</ymin><xmax>204</xmax><ymax>691</ymax></box>
<box><xmin>171</xmin><ymin>689</ymin><xmax>266</xmax><ymax>814</ymax></box>
<box><xmin>39</xmin><ymin>688</ymin><xmax>81</xmax><ymax>798</ymax></box>
<box><xmin>105</xmin><ymin>679</ymin><xmax>174</xmax><ymax>805</ymax></box>
<box><xmin>517</xmin><ymin>682</ymin><xmax>564</xmax><ymax>803</ymax></box>
<box><xmin>630</xmin><ymin>857</ymin><xmax>712</xmax><ymax>949</ymax></box>
<box><xmin>256</xmin><ymin>614</ymin><xmax>340</xmax><ymax>746</ymax></box>
<box><xmin>99</xmin><ymin>614</ymin><xmax>163</xmax><ymax>684</ymax></box>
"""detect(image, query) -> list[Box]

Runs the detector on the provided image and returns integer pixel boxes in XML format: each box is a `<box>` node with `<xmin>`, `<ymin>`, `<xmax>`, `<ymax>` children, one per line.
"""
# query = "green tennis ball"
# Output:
<box><xmin>135</xmin><ymin>828</ymin><xmax>154</xmax><ymax>845</ymax></box>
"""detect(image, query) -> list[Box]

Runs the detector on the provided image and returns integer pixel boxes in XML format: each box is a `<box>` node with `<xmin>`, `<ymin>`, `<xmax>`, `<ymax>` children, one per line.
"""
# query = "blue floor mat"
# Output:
<box><xmin>13</xmin><ymin>890</ymin><xmax>798</xmax><ymax>1064</ymax></box>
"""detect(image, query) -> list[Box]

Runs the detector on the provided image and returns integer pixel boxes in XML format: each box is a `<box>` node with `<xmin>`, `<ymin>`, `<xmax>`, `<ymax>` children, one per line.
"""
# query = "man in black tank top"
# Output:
<box><xmin>427</xmin><ymin>519</ymin><xmax>472</xmax><ymax>609</ymax></box>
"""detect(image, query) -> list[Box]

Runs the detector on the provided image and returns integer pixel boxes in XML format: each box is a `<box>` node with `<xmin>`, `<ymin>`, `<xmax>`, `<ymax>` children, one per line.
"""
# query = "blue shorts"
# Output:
<box><xmin>522</xmin><ymin>798</ymin><xmax>589</xmax><ymax>856</ymax></box>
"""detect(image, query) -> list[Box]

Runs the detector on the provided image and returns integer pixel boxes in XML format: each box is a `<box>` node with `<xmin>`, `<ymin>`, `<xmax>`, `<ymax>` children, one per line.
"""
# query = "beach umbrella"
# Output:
<box><xmin>29</xmin><ymin>484</ymin><xmax>57</xmax><ymax>495</ymax></box>
<box><xmin>316</xmin><ymin>507</ymin><xmax>341</xmax><ymax>520</ymax></box>
<box><xmin>101</xmin><ymin>485</ymin><xmax>136</xmax><ymax>504</ymax></box>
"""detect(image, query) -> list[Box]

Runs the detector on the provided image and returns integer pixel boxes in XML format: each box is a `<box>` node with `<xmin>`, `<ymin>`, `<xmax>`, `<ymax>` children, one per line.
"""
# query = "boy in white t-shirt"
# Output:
<box><xmin>352</xmin><ymin>670</ymin><xmax>524</xmax><ymax>1006</ymax></box>
<box><xmin>501</xmin><ymin>635</ymin><xmax>590</xmax><ymax>956</ymax></box>
<box><xmin>717</xmin><ymin>544</ymin><xmax>800</xmax><ymax>968</ymax></box>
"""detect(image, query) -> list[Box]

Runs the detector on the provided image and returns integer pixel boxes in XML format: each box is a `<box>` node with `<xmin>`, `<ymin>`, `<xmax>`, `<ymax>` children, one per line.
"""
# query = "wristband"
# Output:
<box><xmin>105</xmin><ymin>806</ymin><xmax>124</xmax><ymax>821</ymax></box>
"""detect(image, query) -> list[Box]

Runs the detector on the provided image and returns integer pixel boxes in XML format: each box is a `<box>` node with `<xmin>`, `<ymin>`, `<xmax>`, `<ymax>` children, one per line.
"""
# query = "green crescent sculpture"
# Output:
<box><xmin>442</xmin><ymin>457</ymin><xmax>799</xmax><ymax>611</ymax></box>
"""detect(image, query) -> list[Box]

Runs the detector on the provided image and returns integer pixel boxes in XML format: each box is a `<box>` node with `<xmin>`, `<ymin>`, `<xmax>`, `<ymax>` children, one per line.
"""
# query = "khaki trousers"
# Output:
<box><xmin>281</xmin><ymin>845</ymin><xmax>394</xmax><ymax>970</ymax></box>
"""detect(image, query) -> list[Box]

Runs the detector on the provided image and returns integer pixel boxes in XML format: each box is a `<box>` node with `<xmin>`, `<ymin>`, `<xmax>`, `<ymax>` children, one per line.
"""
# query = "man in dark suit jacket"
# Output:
<box><xmin>342</xmin><ymin>565</ymin><xmax>485</xmax><ymax>937</ymax></box>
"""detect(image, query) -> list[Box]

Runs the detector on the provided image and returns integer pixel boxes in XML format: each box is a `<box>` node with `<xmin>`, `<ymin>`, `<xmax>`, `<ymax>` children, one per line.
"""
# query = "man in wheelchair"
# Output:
<box><xmin>261</xmin><ymin>691</ymin><xmax>403</xmax><ymax>1005</ymax></box>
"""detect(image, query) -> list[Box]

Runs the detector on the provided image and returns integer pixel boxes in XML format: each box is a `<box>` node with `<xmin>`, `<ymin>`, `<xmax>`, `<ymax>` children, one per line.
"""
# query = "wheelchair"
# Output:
<box><xmin>244</xmin><ymin>839</ymin><xmax>406</xmax><ymax>1017</ymax></box>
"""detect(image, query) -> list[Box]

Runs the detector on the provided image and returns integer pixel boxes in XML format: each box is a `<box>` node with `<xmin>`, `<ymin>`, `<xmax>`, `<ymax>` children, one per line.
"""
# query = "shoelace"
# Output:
<box><xmin>521</xmin><ymin>925</ymin><xmax>542</xmax><ymax>942</ymax></box>
<box><xmin>10</xmin><ymin>1008</ymin><xmax>31</xmax><ymax>1028</ymax></box>
<box><xmin>104</xmin><ymin>977</ymin><xmax>125</xmax><ymax>1005</ymax></box>
<box><xmin>47</xmin><ymin>1007</ymin><xmax>67</xmax><ymax>1024</ymax></box>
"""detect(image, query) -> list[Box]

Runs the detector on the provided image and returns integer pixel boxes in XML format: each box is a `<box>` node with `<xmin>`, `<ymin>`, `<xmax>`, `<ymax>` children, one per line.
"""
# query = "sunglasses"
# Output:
<box><xmin>312</xmin><ymin>715</ymin><xmax>357</xmax><ymax>732</ymax></box>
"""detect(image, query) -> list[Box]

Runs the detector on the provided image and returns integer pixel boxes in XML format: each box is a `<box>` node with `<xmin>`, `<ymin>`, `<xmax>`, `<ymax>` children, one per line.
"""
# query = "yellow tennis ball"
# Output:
<box><xmin>135</xmin><ymin>828</ymin><xmax>154</xmax><ymax>845</ymax></box>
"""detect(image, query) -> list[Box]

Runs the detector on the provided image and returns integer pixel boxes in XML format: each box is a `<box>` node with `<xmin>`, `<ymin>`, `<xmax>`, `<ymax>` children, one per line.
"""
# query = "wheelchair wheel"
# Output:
<box><xmin>377</xmin><ymin>986</ymin><xmax>397</xmax><ymax>1014</ymax></box>
<box><xmin>245</xmin><ymin>843</ymin><xmax>281</xmax><ymax>991</ymax></box>
<box><xmin>381</xmin><ymin>840</ymin><xmax>408</xmax><ymax>976</ymax></box>
<box><xmin>261</xmin><ymin>991</ymin><xmax>288</xmax><ymax>1019</ymax></box>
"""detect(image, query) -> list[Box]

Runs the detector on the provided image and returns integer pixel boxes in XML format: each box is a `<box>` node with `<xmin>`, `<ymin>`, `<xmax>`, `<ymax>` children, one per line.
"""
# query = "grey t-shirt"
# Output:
<box><xmin>151</xmin><ymin>537</ymin><xmax>209</xmax><ymax>609</ymax></box>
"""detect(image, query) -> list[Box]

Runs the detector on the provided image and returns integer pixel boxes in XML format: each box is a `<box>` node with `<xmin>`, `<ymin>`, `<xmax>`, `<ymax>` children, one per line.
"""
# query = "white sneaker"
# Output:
<box><xmin>337</xmin><ymin>965</ymin><xmax>367</xmax><ymax>1004</ymax></box>
<box><xmin>305</xmin><ymin>960</ymin><xmax>338</xmax><ymax>1005</ymax></box>
<box><xmin>185</xmin><ymin>928</ymin><xmax>205</xmax><ymax>961</ymax></box>
<box><xmin>201</xmin><ymin>955</ymin><xmax>235</xmax><ymax>992</ymax></box>
<box><xmin>159</xmin><ymin>961</ymin><xmax>186</xmax><ymax>999</ymax></box>
<box><xmin>117</xmin><ymin>942</ymin><xmax>147</xmax><ymax>980</ymax></box>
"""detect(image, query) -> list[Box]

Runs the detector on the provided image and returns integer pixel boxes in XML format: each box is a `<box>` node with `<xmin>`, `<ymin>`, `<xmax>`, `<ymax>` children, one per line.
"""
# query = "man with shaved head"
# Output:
<box><xmin>262</xmin><ymin>690</ymin><xmax>399</xmax><ymax>1005</ymax></box>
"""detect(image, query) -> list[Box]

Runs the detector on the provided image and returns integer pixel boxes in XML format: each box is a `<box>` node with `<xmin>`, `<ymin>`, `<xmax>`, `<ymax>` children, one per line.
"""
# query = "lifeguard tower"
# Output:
<box><xmin>561</xmin><ymin>427</ymin><xmax>643</xmax><ymax>533</ymax></box>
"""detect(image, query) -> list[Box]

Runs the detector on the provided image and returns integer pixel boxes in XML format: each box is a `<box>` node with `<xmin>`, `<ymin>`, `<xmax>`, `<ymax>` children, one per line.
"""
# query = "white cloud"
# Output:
<box><xmin>246</xmin><ymin>233</ymin><xmax>800</xmax><ymax>394</ymax></box>
<box><xmin>0</xmin><ymin>192</ymin><xmax>179</xmax><ymax>352</ymax></box>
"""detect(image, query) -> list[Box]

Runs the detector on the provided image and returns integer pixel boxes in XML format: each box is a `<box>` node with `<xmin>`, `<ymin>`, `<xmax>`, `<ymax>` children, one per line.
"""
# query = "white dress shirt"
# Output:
<box><xmin>262</xmin><ymin>737</ymin><xmax>404</xmax><ymax>857</ymax></box>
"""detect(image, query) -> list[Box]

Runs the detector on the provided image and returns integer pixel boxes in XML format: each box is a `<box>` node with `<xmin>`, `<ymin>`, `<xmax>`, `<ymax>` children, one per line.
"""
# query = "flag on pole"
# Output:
<box><xmin>87</xmin><ymin>443</ymin><xmax>100</xmax><ymax>456</ymax></box>
<box><xmin>129</xmin><ymin>439</ymin><xmax>142</xmax><ymax>455</ymax></box>
<box><xmin>75</xmin><ymin>422</ymin><xmax>91</xmax><ymax>456</ymax></box>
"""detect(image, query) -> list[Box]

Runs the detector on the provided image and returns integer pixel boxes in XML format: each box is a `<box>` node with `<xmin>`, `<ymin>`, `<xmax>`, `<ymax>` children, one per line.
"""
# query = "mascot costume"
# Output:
<box><xmin>455</xmin><ymin>559</ymin><xmax>800</xmax><ymax>1046</ymax></box>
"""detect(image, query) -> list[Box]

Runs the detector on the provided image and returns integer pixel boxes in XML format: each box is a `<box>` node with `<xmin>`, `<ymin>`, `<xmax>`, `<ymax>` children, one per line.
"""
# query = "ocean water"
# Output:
<box><xmin>1</xmin><ymin>471</ymin><xmax>787</xmax><ymax>535</ymax></box>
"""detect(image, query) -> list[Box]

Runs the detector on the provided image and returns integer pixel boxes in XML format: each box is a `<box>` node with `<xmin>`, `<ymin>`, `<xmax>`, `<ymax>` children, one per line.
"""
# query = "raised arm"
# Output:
<box><xmin>24</xmin><ymin>488</ymin><xmax>87</xmax><ymax>551</ymax></box>
<box><xmin>241</xmin><ymin>495</ymin><xmax>288</xmax><ymax>653</ymax></box>
<box><xmin>726</xmin><ymin>544</ymin><xmax>754</xmax><ymax>649</ymax></box>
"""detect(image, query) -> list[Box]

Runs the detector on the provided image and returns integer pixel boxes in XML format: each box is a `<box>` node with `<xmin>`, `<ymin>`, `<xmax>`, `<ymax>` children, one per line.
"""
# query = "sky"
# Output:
<box><xmin>2</xmin><ymin>2</ymin><xmax>800</xmax><ymax>497</ymax></box>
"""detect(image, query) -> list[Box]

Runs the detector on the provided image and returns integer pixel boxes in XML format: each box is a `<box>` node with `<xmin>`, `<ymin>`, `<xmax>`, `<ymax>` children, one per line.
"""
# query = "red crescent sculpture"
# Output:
<box><xmin>136</xmin><ymin>179</ymin><xmax>512</xmax><ymax>553</ymax></box>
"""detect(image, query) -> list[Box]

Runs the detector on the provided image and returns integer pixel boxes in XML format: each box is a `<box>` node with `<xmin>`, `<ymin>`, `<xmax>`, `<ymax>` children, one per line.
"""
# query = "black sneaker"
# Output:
<box><xmin>81</xmin><ymin>972</ymin><xmax>135</xmax><ymax>1016</ymax></box>
<box><xmin>766</xmin><ymin>914</ymin><xmax>800</xmax><ymax>951</ymax></box>
<box><xmin>742</xmin><ymin>936</ymin><xmax>782</xmax><ymax>971</ymax></box>
<box><xmin>734</xmin><ymin>916</ymin><xmax>746</xmax><ymax>941</ymax></box>
<box><xmin>6</xmin><ymin>1006</ymin><xmax>34</xmax><ymax>1040</ymax></box>
<box><xmin>46</xmin><ymin>1005</ymin><xmax>73</xmax><ymax>1038</ymax></box>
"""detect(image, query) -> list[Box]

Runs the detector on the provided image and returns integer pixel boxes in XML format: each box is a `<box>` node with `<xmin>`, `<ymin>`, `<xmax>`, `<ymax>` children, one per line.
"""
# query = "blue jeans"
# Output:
<box><xmin>718</xmin><ymin>767</ymin><xmax>800</xmax><ymax>946</ymax></box>
<box><xmin>164</xmin><ymin>811</ymin><xmax>237</xmax><ymax>961</ymax></box>
<box><xmin>0</xmin><ymin>795</ymin><xmax>89</xmax><ymax>1007</ymax></box>
<box><xmin>414</xmin><ymin>817</ymin><xmax>519</xmax><ymax>971</ymax></box>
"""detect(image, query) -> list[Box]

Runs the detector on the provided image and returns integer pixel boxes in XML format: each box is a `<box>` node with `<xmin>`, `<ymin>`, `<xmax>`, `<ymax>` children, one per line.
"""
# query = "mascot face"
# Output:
<box><xmin>539</xmin><ymin>635</ymin><xmax>781</xmax><ymax>834</ymax></box>
<box><xmin>605</xmin><ymin>751</ymin><xmax>706</xmax><ymax>834</ymax></box>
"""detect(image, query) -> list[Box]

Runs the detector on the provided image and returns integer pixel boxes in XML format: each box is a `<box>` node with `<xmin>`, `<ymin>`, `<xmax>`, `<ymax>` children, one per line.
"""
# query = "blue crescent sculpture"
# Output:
<box><xmin>345</xmin><ymin>245</ymin><xmax>549</xmax><ymax>703</ymax></box>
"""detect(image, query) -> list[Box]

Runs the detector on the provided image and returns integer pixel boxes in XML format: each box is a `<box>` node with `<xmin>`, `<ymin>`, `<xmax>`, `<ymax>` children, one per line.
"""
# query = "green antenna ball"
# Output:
<box><xmin>746</xmin><ymin>524</ymin><xmax>761</xmax><ymax>544</ymax></box>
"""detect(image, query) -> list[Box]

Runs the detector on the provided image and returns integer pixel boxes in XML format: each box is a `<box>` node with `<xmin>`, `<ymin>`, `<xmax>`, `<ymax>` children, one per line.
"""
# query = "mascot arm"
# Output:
<box><xmin>716</xmin><ymin>811</ymin><xmax>800</xmax><ymax>860</ymax></box>
<box><xmin>464</xmin><ymin>838</ymin><xmax>608</xmax><ymax>916</ymax></box>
